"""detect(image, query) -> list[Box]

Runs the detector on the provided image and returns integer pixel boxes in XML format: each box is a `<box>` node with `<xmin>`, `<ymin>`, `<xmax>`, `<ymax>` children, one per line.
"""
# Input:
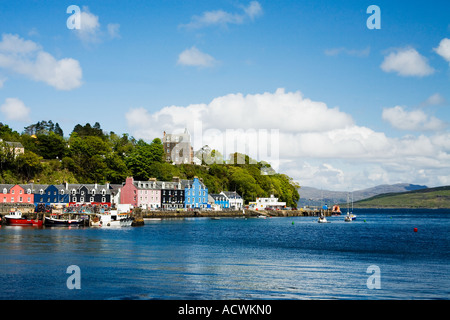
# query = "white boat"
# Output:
<box><xmin>257</xmin><ymin>215</ymin><xmax>267</xmax><ymax>219</ymax></box>
<box><xmin>91</xmin><ymin>210</ymin><xmax>133</xmax><ymax>227</ymax></box>
<box><xmin>318</xmin><ymin>215</ymin><xmax>329</xmax><ymax>223</ymax></box>
<box><xmin>344</xmin><ymin>192</ymin><xmax>357</xmax><ymax>222</ymax></box>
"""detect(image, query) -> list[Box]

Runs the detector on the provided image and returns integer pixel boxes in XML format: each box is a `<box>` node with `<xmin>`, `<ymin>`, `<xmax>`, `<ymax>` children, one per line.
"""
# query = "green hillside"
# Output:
<box><xmin>353</xmin><ymin>186</ymin><xmax>450</xmax><ymax>209</ymax></box>
<box><xmin>0</xmin><ymin>121</ymin><xmax>300</xmax><ymax>207</ymax></box>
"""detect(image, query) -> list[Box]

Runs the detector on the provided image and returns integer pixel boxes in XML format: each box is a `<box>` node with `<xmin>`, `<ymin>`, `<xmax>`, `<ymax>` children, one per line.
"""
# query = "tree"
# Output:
<box><xmin>125</xmin><ymin>139</ymin><xmax>164</xmax><ymax>180</ymax></box>
<box><xmin>16</xmin><ymin>151</ymin><xmax>43</xmax><ymax>181</ymax></box>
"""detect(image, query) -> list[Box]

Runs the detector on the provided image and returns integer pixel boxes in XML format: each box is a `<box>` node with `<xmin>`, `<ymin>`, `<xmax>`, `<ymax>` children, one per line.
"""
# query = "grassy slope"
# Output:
<box><xmin>352</xmin><ymin>186</ymin><xmax>450</xmax><ymax>209</ymax></box>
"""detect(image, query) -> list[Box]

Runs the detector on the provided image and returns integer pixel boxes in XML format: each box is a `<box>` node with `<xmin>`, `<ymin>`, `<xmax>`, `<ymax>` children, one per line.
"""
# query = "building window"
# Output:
<box><xmin>19</xmin><ymin>190</ymin><xmax>23</xmax><ymax>194</ymax></box>
<box><xmin>2</xmin><ymin>188</ymin><xmax>6</xmax><ymax>194</ymax></box>
<box><xmin>90</xmin><ymin>197</ymin><xmax>94</xmax><ymax>202</ymax></box>
<box><xmin>60</xmin><ymin>190</ymin><xmax>64</xmax><ymax>195</ymax></box>
<box><xmin>80</xmin><ymin>197</ymin><xmax>84</xmax><ymax>202</ymax></box>
<box><xmin>11</xmin><ymin>197</ymin><xmax>14</xmax><ymax>202</ymax></box>
<box><xmin>11</xmin><ymin>190</ymin><xmax>14</xmax><ymax>194</ymax></box>
<box><xmin>102</xmin><ymin>197</ymin><xmax>106</xmax><ymax>203</ymax></box>
<box><xmin>27</xmin><ymin>189</ymin><xmax>31</xmax><ymax>194</ymax></box>
<box><xmin>73</xmin><ymin>197</ymin><xmax>76</xmax><ymax>202</ymax></box>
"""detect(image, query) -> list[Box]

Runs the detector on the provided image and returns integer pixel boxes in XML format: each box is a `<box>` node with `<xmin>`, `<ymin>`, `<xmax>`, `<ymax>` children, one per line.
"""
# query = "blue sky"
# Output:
<box><xmin>0</xmin><ymin>0</ymin><xmax>449</xmax><ymax>190</ymax></box>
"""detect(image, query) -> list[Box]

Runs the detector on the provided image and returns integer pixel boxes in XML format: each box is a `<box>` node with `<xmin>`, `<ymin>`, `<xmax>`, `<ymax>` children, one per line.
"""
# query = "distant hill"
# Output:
<box><xmin>297</xmin><ymin>183</ymin><xmax>428</xmax><ymax>207</ymax></box>
<box><xmin>352</xmin><ymin>186</ymin><xmax>450</xmax><ymax>209</ymax></box>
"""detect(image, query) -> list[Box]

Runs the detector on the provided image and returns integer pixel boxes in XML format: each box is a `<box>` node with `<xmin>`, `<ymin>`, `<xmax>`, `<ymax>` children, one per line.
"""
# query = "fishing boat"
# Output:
<box><xmin>4</xmin><ymin>210</ymin><xmax>43</xmax><ymax>226</ymax></box>
<box><xmin>44</xmin><ymin>215</ymin><xmax>84</xmax><ymax>226</ymax></box>
<box><xmin>91</xmin><ymin>210</ymin><xmax>133</xmax><ymax>227</ymax></box>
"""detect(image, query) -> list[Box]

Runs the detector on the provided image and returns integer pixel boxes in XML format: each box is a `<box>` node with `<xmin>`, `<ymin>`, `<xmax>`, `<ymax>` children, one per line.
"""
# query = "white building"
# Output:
<box><xmin>221</xmin><ymin>191</ymin><xmax>243</xmax><ymax>210</ymax></box>
<box><xmin>253</xmin><ymin>194</ymin><xmax>286</xmax><ymax>210</ymax></box>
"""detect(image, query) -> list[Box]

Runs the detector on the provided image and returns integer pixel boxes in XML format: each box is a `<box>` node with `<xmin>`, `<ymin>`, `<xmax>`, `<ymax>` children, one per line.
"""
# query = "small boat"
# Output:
<box><xmin>44</xmin><ymin>215</ymin><xmax>84</xmax><ymax>226</ymax></box>
<box><xmin>344</xmin><ymin>214</ymin><xmax>352</xmax><ymax>222</ymax></box>
<box><xmin>91</xmin><ymin>211</ymin><xmax>133</xmax><ymax>227</ymax></box>
<box><xmin>257</xmin><ymin>215</ymin><xmax>267</xmax><ymax>219</ymax></box>
<box><xmin>318</xmin><ymin>215</ymin><xmax>329</xmax><ymax>223</ymax></box>
<box><xmin>5</xmin><ymin>210</ymin><xmax>43</xmax><ymax>226</ymax></box>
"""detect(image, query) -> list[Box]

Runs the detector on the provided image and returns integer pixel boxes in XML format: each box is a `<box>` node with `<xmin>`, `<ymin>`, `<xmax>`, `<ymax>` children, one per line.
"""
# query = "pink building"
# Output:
<box><xmin>135</xmin><ymin>179</ymin><xmax>161</xmax><ymax>209</ymax></box>
<box><xmin>119</xmin><ymin>177</ymin><xmax>161</xmax><ymax>209</ymax></box>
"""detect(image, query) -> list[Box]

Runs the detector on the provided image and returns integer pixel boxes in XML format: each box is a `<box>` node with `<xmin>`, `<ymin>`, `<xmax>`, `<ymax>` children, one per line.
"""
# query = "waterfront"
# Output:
<box><xmin>0</xmin><ymin>209</ymin><xmax>449</xmax><ymax>300</ymax></box>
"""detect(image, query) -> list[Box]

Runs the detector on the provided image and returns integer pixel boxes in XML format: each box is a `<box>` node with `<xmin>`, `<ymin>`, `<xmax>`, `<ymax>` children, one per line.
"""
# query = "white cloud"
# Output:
<box><xmin>107</xmin><ymin>23</ymin><xmax>121</xmax><ymax>39</ymax></box>
<box><xmin>177</xmin><ymin>46</ymin><xmax>217</xmax><ymax>67</ymax></box>
<box><xmin>125</xmin><ymin>88</ymin><xmax>450</xmax><ymax>189</ymax></box>
<box><xmin>0</xmin><ymin>34</ymin><xmax>82</xmax><ymax>90</ymax></box>
<box><xmin>381</xmin><ymin>47</ymin><xmax>434</xmax><ymax>77</ymax></box>
<box><xmin>434</xmin><ymin>38</ymin><xmax>450</xmax><ymax>62</ymax></box>
<box><xmin>75</xmin><ymin>7</ymin><xmax>101</xmax><ymax>43</ymax></box>
<box><xmin>243</xmin><ymin>1</ymin><xmax>263</xmax><ymax>20</ymax></box>
<box><xmin>73</xmin><ymin>7</ymin><xmax>120</xmax><ymax>44</ymax></box>
<box><xmin>382</xmin><ymin>106</ymin><xmax>447</xmax><ymax>131</ymax></box>
<box><xmin>0</xmin><ymin>98</ymin><xmax>31</xmax><ymax>122</ymax></box>
<box><xmin>421</xmin><ymin>93</ymin><xmax>447</xmax><ymax>107</ymax></box>
<box><xmin>181</xmin><ymin>1</ymin><xmax>263</xmax><ymax>29</ymax></box>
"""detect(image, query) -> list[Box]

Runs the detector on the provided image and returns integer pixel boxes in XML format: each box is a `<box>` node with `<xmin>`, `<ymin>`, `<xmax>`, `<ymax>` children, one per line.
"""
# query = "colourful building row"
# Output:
<box><xmin>0</xmin><ymin>183</ymin><xmax>112</xmax><ymax>208</ymax></box>
<box><xmin>120</xmin><ymin>176</ymin><xmax>210</xmax><ymax>209</ymax></box>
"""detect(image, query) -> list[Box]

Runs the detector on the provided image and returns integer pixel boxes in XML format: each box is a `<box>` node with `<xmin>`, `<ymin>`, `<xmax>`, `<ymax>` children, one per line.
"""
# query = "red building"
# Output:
<box><xmin>1</xmin><ymin>184</ymin><xmax>34</xmax><ymax>204</ymax></box>
<box><xmin>120</xmin><ymin>177</ymin><xmax>138</xmax><ymax>207</ymax></box>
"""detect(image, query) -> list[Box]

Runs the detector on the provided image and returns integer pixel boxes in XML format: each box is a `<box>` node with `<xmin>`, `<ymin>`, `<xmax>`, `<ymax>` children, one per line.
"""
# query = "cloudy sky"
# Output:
<box><xmin>0</xmin><ymin>0</ymin><xmax>449</xmax><ymax>190</ymax></box>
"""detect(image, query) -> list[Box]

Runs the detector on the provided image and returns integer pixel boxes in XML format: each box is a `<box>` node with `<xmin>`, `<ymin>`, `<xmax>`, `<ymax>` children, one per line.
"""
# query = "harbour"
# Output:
<box><xmin>0</xmin><ymin>205</ymin><xmax>335</xmax><ymax>228</ymax></box>
<box><xmin>0</xmin><ymin>208</ymin><xmax>448</xmax><ymax>300</ymax></box>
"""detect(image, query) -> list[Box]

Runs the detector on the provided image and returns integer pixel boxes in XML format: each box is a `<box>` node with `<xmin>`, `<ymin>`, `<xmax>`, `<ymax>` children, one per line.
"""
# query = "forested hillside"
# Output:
<box><xmin>0</xmin><ymin>121</ymin><xmax>299</xmax><ymax>207</ymax></box>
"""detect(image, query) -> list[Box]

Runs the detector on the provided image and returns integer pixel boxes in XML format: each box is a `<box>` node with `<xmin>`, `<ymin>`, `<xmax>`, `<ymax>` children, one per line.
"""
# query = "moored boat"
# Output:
<box><xmin>5</xmin><ymin>210</ymin><xmax>43</xmax><ymax>226</ymax></box>
<box><xmin>44</xmin><ymin>215</ymin><xmax>84</xmax><ymax>226</ymax></box>
<box><xmin>91</xmin><ymin>210</ymin><xmax>133</xmax><ymax>227</ymax></box>
<box><xmin>318</xmin><ymin>214</ymin><xmax>329</xmax><ymax>223</ymax></box>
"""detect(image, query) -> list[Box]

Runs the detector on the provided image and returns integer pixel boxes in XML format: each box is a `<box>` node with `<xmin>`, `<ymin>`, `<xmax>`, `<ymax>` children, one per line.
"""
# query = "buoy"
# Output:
<box><xmin>364</xmin><ymin>219</ymin><xmax>366</xmax><ymax>222</ymax></box>
<box><xmin>414</xmin><ymin>227</ymin><xmax>418</xmax><ymax>232</ymax></box>
<box><xmin>292</xmin><ymin>221</ymin><xmax>294</xmax><ymax>225</ymax></box>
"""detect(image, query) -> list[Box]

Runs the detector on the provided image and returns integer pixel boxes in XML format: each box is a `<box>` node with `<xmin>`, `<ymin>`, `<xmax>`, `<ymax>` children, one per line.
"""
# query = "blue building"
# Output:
<box><xmin>33</xmin><ymin>184</ymin><xmax>69</xmax><ymax>207</ymax></box>
<box><xmin>184</xmin><ymin>177</ymin><xmax>208</xmax><ymax>209</ymax></box>
<box><xmin>210</xmin><ymin>193</ymin><xmax>229</xmax><ymax>209</ymax></box>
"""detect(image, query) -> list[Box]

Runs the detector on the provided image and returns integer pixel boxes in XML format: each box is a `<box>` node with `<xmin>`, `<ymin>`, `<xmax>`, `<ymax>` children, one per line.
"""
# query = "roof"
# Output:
<box><xmin>221</xmin><ymin>191</ymin><xmax>242</xmax><ymax>199</ymax></box>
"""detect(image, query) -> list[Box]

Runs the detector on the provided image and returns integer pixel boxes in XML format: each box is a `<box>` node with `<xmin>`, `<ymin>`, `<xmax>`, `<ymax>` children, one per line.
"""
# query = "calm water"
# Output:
<box><xmin>0</xmin><ymin>209</ymin><xmax>449</xmax><ymax>300</ymax></box>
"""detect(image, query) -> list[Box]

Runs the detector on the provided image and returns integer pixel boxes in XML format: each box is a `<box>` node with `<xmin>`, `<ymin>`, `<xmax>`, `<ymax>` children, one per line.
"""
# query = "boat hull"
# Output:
<box><xmin>5</xmin><ymin>217</ymin><xmax>43</xmax><ymax>226</ymax></box>
<box><xmin>44</xmin><ymin>217</ymin><xmax>84</xmax><ymax>226</ymax></box>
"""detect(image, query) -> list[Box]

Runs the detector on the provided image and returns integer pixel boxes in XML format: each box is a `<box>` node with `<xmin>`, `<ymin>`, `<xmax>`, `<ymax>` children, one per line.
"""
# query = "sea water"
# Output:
<box><xmin>0</xmin><ymin>209</ymin><xmax>448</xmax><ymax>300</ymax></box>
